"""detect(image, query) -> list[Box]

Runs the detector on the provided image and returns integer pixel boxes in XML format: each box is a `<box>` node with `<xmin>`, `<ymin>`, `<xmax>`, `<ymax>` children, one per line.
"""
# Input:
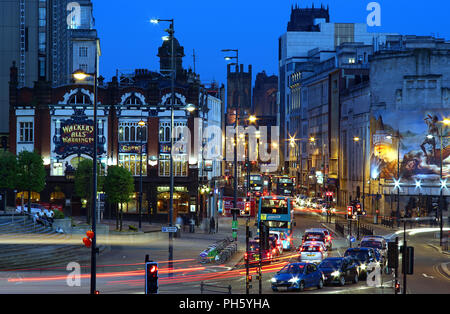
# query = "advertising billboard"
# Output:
<box><xmin>370</xmin><ymin>110</ymin><xmax>449</xmax><ymax>181</ymax></box>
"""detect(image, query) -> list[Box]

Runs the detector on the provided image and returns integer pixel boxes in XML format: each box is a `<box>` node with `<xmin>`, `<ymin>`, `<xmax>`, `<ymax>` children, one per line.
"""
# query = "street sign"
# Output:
<box><xmin>162</xmin><ymin>226</ymin><xmax>178</xmax><ymax>233</ymax></box>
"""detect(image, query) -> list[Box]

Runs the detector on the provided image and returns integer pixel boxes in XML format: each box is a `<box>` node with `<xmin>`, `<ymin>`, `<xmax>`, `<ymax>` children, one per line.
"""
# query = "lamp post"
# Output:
<box><xmin>353</xmin><ymin>136</ymin><xmax>366</xmax><ymax>239</ymax></box>
<box><xmin>222</xmin><ymin>48</ymin><xmax>239</xmax><ymax>241</ymax></box>
<box><xmin>438</xmin><ymin>118</ymin><xmax>449</xmax><ymax>246</ymax></box>
<box><xmin>138</xmin><ymin>119</ymin><xmax>146</xmax><ymax>230</ymax></box>
<box><xmin>387</xmin><ymin>132</ymin><xmax>401</xmax><ymax>227</ymax></box>
<box><xmin>221</xmin><ymin>49</ymin><xmax>239</xmax><ymax>208</ymax></box>
<box><xmin>72</xmin><ymin>41</ymin><xmax>99</xmax><ymax>294</ymax></box>
<box><xmin>152</xmin><ymin>17</ymin><xmax>175</xmax><ymax>277</ymax></box>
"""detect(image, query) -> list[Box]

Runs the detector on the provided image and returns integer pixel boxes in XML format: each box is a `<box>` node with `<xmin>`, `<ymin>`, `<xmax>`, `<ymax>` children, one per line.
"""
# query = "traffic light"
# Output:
<box><xmin>402</xmin><ymin>246</ymin><xmax>414</xmax><ymax>275</ymax></box>
<box><xmin>395</xmin><ymin>281</ymin><xmax>400</xmax><ymax>294</ymax></box>
<box><xmin>145</xmin><ymin>261</ymin><xmax>158</xmax><ymax>294</ymax></box>
<box><xmin>347</xmin><ymin>206</ymin><xmax>354</xmax><ymax>220</ymax></box>
<box><xmin>387</xmin><ymin>241</ymin><xmax>399</xmax><ymax>269</ymax></box>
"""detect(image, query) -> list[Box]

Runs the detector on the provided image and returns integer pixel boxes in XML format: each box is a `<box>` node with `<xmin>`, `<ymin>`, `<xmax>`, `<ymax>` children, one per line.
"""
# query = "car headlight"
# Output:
<box><xmin>360</xmin><ymin>263</ymin><xmax>366</xmax><ymax>270</ymax></box>
<box><xmin>331</xmin><ymin>271</ymin><xmax>340</xmax><ymax>277</ymax></box>
<box><xmin>271</xmin><ymin>278</ymin><xmax>277</xmax><ymax>283</ymax></box>
<box><xmin>288</xmin><ymin>277</ymin><xmax>299</xmax><ymax>283</ymax></box>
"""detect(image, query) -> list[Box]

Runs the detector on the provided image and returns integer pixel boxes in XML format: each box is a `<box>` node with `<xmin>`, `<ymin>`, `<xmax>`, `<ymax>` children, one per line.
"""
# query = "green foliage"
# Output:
<box><xmin>128</xmin><ymin>224</ymin><xmax>138</xmax><ymax>231</ymax></box>
<box><xmin>16</xmin><ymin>150</ymin><xmax>46</xmax><ymax>193</ymax></box>
<box><xmin>104</xmin><ymin>166</ymin><xmax>134</xmax><ymax>204</ymax></box>
<box><xmin>74</xmin><ymin>159</ymin><xmax>104</xmax><ymax>199</ymax></box>
<box><xmin>74</xmin><ymin>159</ymin><xmax>93</xmax><ymax>199</ymax></box>
<box><xmin>52</xmin><ymin>210</ymin><xmax>65</xmax><ymax>219</ymax></box>
<box><xmin>0</xmin><ymin>151</ymin><xmax>18</xmax><ymax>190</ymax></box>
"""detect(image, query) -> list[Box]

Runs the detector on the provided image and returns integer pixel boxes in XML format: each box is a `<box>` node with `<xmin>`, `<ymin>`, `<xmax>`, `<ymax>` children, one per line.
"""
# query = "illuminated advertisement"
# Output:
<box><xmin>53</xmin><ymin>111</ymin><xmax>106</xmax><ymax>159</ymax></box>
<box><xmin>370</xmin><ymin>110</ymin><xmax>449</xmax><ymax>181</ymax></box>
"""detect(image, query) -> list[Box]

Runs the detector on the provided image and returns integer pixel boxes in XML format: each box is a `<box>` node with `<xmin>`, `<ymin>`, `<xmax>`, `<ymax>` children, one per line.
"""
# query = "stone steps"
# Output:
<box><xmin>0</xmin><ymin>216</ymin><xmax>106</xmax><ymax>270</ymax></box>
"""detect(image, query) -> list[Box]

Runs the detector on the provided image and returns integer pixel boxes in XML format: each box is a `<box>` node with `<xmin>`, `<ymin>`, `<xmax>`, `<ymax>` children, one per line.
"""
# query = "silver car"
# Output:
<box><xmin>298</xmin><ymin>241</ymin><xmax>327</xmax><ymax>264</ymax></box>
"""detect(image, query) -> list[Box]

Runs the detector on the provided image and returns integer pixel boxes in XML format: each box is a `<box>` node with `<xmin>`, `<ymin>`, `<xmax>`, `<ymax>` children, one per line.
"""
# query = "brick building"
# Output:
<box><xmin>8</xmin><ymin>39</ymin><xmax>223</xmax><ymax>223</ymax></box>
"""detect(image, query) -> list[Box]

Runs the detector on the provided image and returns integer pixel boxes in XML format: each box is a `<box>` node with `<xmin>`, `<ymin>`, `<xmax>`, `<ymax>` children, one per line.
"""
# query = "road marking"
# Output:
<box><xmin>422</xmin><ymin>273</ymin><xmax>435</xmax><ymax>279</ymax></box>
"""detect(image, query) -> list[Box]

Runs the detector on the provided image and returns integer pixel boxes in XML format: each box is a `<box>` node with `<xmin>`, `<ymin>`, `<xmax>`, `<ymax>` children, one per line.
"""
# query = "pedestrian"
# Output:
<box><xmin>209</xmin><ymin>216</ymin><xmax>215</xmax><ymax>234</ymax></box>
<box><xmin>189</xmin><ymin>215</ymin><xmax>195</xmax><ymax>233</ymax></box>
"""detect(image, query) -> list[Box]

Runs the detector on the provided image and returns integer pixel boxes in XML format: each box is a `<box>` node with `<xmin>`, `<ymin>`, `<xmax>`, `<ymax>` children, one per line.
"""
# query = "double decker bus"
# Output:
<box><xmin>245</xmin><ymin>174</ymin><xmax>270</xmax><ymax>197</ymax></box>
<box><xmin>272</xmin><ymin>176</ymin><xmax>295</xmax><ymax>197</ymax></box>
<box><xmin>257</xmin><ymin>195</ymin><xmax>294</xmax><ymax>250</ymax></box>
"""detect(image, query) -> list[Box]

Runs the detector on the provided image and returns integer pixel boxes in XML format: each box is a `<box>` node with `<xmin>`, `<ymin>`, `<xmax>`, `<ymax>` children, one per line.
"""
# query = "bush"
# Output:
<box><xmin>53</xmin><ymin>210</ymin><xmax>65</xmax><ymax>219</ymax></box>
<box><xmin>128</xmin><ymin>224</ymin><xmax>138</xmax><ymax>231</ymax></box>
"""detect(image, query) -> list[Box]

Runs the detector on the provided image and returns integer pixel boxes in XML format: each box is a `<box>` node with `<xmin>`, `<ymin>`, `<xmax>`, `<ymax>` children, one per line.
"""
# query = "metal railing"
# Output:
<box><xmin>200</xmin><ymin>281</ymin><xmax>232</xmax><ymax>294</ymax></box>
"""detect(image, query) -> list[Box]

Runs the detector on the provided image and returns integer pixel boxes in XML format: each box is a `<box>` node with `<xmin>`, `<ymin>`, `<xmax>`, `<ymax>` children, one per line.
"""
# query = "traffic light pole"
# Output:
<box><xmin>258</xmin><ymin>220</ymin><xmax>262</xmax><ymax>294</ymax></box>
<box><xmin>348</xmin><ymin>219</ymin><xmax>352</xmax><ymax>248</ymax></box>
<box><xmin>246</xmin><ymin>218</ymin><xmax>250</xmax><ymax>294</ymax></box>
<box><xmin>90</xmin><ymin>56</ymin><xmax>98</xmax><ymax>295</ymax></box>
<box><xmin>402</xmin><ymin>220</ymin><xmax>407</xmax><ymax>294</ymax></box>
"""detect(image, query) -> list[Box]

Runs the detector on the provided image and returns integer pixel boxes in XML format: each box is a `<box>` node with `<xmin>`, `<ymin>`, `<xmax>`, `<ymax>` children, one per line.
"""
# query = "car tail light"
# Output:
<box><xmin>272</xmin><ymin>248</ymin><xmax>276</xmax><ymax>254</ymax></box>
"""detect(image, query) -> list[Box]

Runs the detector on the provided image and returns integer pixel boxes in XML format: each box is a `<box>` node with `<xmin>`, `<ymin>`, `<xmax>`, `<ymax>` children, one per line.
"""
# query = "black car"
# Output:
<box><xmin>318</xmin><ymin>257</ymin><xmax>359</xmax><ymax>286</ymax></box>
<box><xmin>344</xmin><ymin>247</ymin><xmax>377</xmax><ymax>279</ymax></box>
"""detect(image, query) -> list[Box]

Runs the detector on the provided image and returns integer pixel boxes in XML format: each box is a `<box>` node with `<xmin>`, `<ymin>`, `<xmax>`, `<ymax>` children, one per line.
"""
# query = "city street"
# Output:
<box><xmin>0</xmin><ymin>0</ymin><xmax>449</xmax><ymax>300</ymax></box>
<box><xmin>0</xmin><ymin>211</ymin><xmax>447</xmax><ymax>294</ymax></box>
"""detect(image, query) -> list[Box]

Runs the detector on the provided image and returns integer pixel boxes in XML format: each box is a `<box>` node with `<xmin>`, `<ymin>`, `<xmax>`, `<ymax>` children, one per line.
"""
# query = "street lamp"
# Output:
<box><xmin>72</xmin><ymin>42</ymin><xmax>99</xmax><ymax>295</ymax></box>
<box><xmin>386</xmin><ymin>132</ymin><xmax>401</xmax><ymax>227</ymax></box>
<box><xmin>353</xmin><ymin>136</ymin><xmax>366</xmax><ymax>212</ymax></box>
<box><xmin>151</xmin><ymin>17</ymin><xmax>176</xmax><ymax>277</ymax></box>
<box><xmin>438</xmin><ymin>118</ymin><xmax>449</xmax><ymax>246</ymax></box>
<box><xmin>138</xmin><ymin>119</ymin><xmax>146</xmax><ymax>230</ymax></box>
<box><xmin>221</xmin><ymin>48</ymin><xmax>239</xmax><ymax>214</ymax></box>
<box><xmin>353</xmin><ymin>135</ymin><xmax>366</xmax><ymax>240</ymax></box>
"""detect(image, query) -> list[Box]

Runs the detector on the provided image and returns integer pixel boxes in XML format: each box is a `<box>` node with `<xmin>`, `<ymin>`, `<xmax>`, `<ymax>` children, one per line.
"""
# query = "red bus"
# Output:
<box><xmin>222</xmin><ymin>196</ymin><xmax>256</xmax><ymax>217</ymax></box>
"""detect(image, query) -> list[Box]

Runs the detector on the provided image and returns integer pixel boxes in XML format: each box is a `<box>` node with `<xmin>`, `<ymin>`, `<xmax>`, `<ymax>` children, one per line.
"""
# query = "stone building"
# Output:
<box><xmin>8</xmin><ymin>38</ymin><xmax>223</xmax><ymax>223</ymax></box>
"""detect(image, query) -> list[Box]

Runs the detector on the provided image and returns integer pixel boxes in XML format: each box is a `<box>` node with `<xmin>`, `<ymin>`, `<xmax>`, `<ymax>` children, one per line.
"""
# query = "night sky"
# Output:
<box><xmin>93</xmin><ymin>0</ymin><xmax>450</xmax><ymax>85</ymax></box>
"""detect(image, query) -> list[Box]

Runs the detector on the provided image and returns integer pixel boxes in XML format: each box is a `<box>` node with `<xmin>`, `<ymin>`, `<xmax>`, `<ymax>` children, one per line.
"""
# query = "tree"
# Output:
<box><xmin>16</xmin><ymin>151</ymin><xmax>46</xmax><ymax>213</ymax></box>
<box><xmin>0</xmin><ymin>151</ymin><xmax>18</xmax><ymax>210</ymax></box>
<box><xmin>104</xmin><ymin>166</ymin><xmax>134</xmax><ymax>231</ymax></box>
<box><xmin>74</xmin><ymin>159</ymin><xmax>104</xmax><ymax>224</ymax></box>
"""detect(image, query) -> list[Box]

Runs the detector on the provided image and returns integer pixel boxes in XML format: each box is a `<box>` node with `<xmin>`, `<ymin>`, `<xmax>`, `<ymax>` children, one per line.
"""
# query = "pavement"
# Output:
<box><xmin>72</xmin><ymin>215</ymin><xmax>250</xmax><ymax>269</ymax></box>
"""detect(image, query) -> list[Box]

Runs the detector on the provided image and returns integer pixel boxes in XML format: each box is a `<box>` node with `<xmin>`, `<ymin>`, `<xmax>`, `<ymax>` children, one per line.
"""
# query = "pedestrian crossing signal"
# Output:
<box><xmin>145</xmin><ymin>262</ymin><xmax>158</xmax><ymax>294</ymax></box>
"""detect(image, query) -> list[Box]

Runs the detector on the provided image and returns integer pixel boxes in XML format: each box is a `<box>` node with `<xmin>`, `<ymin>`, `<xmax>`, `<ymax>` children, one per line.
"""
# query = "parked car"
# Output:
<box><xmin>271</xmin><ymin>262</ymin><xmax>324</xmax><ymax>292</ymax></box>
<box><xmin>318</xmin><ymin>257</ymin><xmax>359</xmax><ymax>286</ymax></box>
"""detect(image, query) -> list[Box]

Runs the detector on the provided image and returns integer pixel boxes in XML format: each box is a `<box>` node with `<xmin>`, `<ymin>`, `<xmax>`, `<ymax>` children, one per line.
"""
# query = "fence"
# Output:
<box><xmin>358</xmin><ymin>223</ymin><xmax>374</xmax><ymax>236</ymax></box>
<box><xmin>200</xmin><ymin>281</ymin><xmax>232</xmax><ymax>294</ymax></box>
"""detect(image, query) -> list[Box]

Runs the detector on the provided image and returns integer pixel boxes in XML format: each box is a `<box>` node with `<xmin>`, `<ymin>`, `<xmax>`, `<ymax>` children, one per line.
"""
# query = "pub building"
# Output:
<box><xmin>7</xmin><ymin>38</ymin><xmax>224</xmax><ymax>223</ymax></box>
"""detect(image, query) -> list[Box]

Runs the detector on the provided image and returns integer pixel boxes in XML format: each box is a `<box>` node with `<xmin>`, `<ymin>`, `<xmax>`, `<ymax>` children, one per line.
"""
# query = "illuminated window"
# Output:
<box><xmin>118</xmin><ymin>153</ymin><xmax>147</xmax><ymax>176</ymax></box>
<box><xmin>19</xmin><ymin>122</ymin><xmax>33</xmax><ymax>143</ymax></box>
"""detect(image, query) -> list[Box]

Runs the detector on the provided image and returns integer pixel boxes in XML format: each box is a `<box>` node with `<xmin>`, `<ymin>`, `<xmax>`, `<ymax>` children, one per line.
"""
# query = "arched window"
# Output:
<box><xmin>124</xmin><ymin>127</ymin><xmax>130</xmax><ymax>142</ymax></box>
<box><xmin>125</xmin><ymin>96</ymin><xmax>142</xmax><ymax>105</ymax></box>
<box><xmin>119</xmin><ymin>126</ymin><xmax>124</xmax><ymax>141</ymax></box>
<box><xmin>130</xmin><ymin>126</ymin><xmax>136</xmax><ymax>141</ymax></box>
<box><xmin>68</xmin><ymin>92</ymin><xmax>91</xmax><ymax>105</ymax></box>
